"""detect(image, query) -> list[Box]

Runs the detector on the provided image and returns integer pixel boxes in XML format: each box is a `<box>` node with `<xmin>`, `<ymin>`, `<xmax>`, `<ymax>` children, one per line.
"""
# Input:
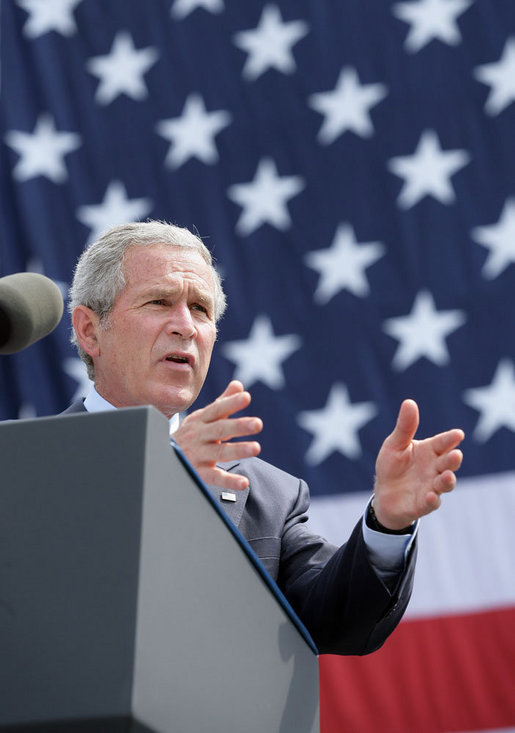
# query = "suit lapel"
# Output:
<box><xmin>207</xmin><ymin>460</ymin><xmax>249</xmax><ymax>527</ymax></box>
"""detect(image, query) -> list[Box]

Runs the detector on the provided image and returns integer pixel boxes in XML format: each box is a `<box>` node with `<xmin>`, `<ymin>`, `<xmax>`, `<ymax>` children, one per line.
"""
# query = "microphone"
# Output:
<box><xmin>0</xmin><ymin>273</ymin><xmax>64</xmax><ymax>354</ymax></box>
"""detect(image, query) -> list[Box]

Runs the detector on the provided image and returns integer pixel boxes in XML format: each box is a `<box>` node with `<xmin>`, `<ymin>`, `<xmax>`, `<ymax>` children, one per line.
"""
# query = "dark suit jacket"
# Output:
<box><xmin>61</xmin><ymin>400</ymin><xmax>416</xmax><ymax>655</ymax></box>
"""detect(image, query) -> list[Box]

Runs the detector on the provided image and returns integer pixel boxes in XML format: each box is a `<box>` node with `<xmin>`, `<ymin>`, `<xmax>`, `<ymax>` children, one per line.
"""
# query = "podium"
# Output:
<box><xmin>0</xmin><ymin>408</ymin><xmax>319</xmax><ymax>732</ymax></box>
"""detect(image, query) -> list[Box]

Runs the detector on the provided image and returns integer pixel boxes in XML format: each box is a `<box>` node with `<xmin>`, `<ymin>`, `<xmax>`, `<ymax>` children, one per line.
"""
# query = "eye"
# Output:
<box><xmin>192</xmin><ymin>302</ymin><xmax>215</xmax><ymax>321</ymax></box>
<box><xmin>149</xmin><ymin>299</ymin><xmax>165</xmax><ymax>306</ymax></box>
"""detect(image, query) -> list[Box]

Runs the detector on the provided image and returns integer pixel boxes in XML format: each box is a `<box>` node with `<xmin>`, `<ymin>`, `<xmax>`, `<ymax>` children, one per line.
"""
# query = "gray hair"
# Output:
<box><xmin>68</xmin><ymin>220</ymin><xmax>227</xmax><ymax>378</ymax></box>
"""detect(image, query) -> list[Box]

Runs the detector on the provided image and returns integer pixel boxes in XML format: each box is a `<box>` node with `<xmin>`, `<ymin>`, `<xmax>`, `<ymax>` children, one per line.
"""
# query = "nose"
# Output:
<box><xmin>165</xmin><ymin>303</ymin><xmax>196</xmax><ymax>339</ymax></box>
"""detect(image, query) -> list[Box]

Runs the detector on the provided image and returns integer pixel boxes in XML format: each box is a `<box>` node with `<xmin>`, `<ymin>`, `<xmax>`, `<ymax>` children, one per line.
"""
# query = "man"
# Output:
<box><xmin>65</xmin><ymin>220</ymin><xmax>464</xmax><ymax>655</ymax></box>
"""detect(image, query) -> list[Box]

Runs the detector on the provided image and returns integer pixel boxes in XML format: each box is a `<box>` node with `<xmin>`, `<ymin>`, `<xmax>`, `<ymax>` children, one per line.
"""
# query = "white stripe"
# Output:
<box><xmin>453</xmin><ymin>730</ymin><xmax>515</xmax><ymax>733</ymax></box>
<box><xmin>306</xmin><ymin>471</ymin><xmax>515</xmax><ymax>618</ymax></box>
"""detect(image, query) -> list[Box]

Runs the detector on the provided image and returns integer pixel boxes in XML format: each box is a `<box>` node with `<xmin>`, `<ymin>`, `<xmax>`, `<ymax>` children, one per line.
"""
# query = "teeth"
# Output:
<box><xmin>167</xmin><ymin>355</ymin><xmax>187</xmax><ymax>363</ymax></box>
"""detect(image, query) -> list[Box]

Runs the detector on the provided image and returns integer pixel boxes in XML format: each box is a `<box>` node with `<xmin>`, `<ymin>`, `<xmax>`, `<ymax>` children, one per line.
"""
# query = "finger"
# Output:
<box><xmin>221</xmin><ymin>380</ymin><xmax>245</xmax><ymax>397</ymax></box>
<box><xmin>201</xmin><ymin>416</ymin><xmax>263</xmax><ymax>443</ymax></box>
<box><xmin>387</xmin><ymin>399</ymin><xmax>419</xmax><ymax>451</ymax></box>
<box><xmin>436</xmin><ymin>448</ymin><xmax>463</xmax><ymax>474</ymax></box>
<box><xmin>431</xmin><ymin>428</ymin><xmax>465</xmax><ymax>456</ymax></box>
<box><xmin>202</xmin><ymin>389</ymin><xmax>253</xmax><ymax>422</ymax></box>
<box><xmin>190</xmin><ymin>438</ymin><xmax>261</xmax><ymax>463</ymax></box>
<box><xmin>202</xmin><ymin>465</ymin><xmax>250</xmax><ymax>491</ymax></box>
<box><xmin>209</xmin><ymin>440</ymin><xmax>262</xmax><ymax>463</ymax></box>
<box><xmin>186</xmin><ymin>390</ymin><xmax>251</xmax><ymax>425</ymax></box>
<box><xmin>434</xmin><ymin>469</ymin><xmax>457</xmax><ymax>494</ymax></box>
<box><xmin>424</xmin><ymin>490</ymin><xmax>442</xmax><ymax>512</ymax></box>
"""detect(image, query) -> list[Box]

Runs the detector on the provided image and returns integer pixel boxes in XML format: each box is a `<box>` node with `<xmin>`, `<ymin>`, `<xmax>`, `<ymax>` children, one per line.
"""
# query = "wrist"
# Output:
<box><xmin>367</xmin><ymin>501</ymin><xmax>414</xmax><ymax>535</ymax></box>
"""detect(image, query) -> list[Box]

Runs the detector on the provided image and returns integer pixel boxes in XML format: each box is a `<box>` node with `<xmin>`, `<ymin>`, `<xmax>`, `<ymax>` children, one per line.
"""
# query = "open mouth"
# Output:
<box><xmin>165</xmin><ymin>353</ymin><xmax>192</xmax><ymax>365</ymax></box>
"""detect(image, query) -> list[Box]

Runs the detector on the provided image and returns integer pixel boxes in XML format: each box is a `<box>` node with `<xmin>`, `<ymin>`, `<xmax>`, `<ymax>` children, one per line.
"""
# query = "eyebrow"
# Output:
<box><xmin>139</xmin><ymin>285</ymin><xmax>215</xmax><ymax>309</ymax></box>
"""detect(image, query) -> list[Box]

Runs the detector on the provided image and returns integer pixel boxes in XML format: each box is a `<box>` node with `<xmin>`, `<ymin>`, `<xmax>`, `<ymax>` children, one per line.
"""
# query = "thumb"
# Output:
<box><xmin>388</xmin><ymin>399</ymin><xmax>419</xmax><ymax>451</ymax></box>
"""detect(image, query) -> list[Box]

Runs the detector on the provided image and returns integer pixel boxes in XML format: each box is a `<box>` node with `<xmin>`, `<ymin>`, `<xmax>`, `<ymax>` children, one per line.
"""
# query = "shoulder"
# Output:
<box><xmin>222</xmin><ymin>457</ymin><xmax>309</xmax><ymax>516</ymax></box>
<box><xmin>221</xmin><ymin>455</ymin><xmax>302</xmax><ymax>490</ymax></box>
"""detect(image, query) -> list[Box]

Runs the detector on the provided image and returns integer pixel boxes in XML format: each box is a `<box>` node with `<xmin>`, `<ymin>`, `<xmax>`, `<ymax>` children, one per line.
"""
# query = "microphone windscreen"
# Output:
<box><xmin>0</xmin><ymin>273</ymin><xmax>64</xmax><ymax>354</ymax></box>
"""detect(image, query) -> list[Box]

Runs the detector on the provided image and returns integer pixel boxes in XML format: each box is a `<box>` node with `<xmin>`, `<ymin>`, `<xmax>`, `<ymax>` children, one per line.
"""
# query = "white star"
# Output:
<box><xmin>387</xmin><ymin>129</ymin><xmax>470</xmax><ymax>209</ymax></box>
<box><xmin>76</xmin><ymin>180</ymin><xmax>153</xmax><ymax>244</ymax></box>
<box><xmin>5</xmin><ymin>114</ymin><xmax>81</xmax><ymax>183</ymax></box>
<box><xmin>298</xmin><ymin>384</ymin><xmax>377</xmax><ymax>464</ymax></box>
<box><xmin>171</xmin><ymin>0</ymin><xmax>224</xmax><ymax>20</ymax></box>
<box><xmin>156</xmin><ymin>94</ymin><xmax>231</xmax><ymax>169</ymax></box>
<box><xmin>86</xmin><ymin>31</ymin><xmax>159</xmax><ymax>105</ymax></box>
<box><xmin>17</xmin><ymin>0</ymin><xmax>83</xmax><ymax>38</ymax></box>
<box><xmin>392</xmin><ymin>0</ymin><xmax>472</xmax><ymax>53</ymax></box>
<box><xmin>308</xmin><ymin>67</ymin><xmax>388</xmax><ymax>144</ymax></box>
<box><xmin>233</xmin><ymin>5</ymin><xmax>309</xmax><ymax>81</ymax></box>
<box><xmin>227</xmin><ymin>158</ymin><xmax>304</xmax><ymax>236</ymax></box>
<box><xmin>220</xmin><ymin>315</ymin><xmax>301</xmax><ymax>389</ymax></box>
<box><xmin>62</xmin><ymin>358</ymin><xmax>91</xmax><ymax>401</ymax></box>
<box><xmin>305</xmin><ymin>223</ymin><xmax>385</xmax><ymax>302</ymax></box>
<box><xmin>383</xmin><ymin>290</ymin><xmax>466</xmax><ymax>370</ymax></box>
<box><xmin>463</xmin><ymin>359</ymin><xmax>515</xmax><ymax>441</ymax></box>
<box><xmin>471</xmin><ymin>199</ymin><xmax>515</xmax><ymax>279</ymax></box>
<box><xmin>474</xmin><ymin>37</ymin><xmax>515</xmax><ymax>116</ymax></box>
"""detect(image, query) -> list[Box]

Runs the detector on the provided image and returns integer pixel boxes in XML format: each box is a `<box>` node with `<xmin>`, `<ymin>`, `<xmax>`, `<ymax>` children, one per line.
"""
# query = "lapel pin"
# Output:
<box><xmin>221</xmin><ymin>491</ymin><xmax>237</xmax><ymax>502</ymax></box>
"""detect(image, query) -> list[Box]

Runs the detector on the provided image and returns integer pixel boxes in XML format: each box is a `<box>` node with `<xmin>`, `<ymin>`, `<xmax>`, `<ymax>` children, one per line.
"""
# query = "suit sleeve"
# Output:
<box><xmin>278</xmin><ymin>477</ymin><xmax>416</xmax><ymax>656</ymax></box>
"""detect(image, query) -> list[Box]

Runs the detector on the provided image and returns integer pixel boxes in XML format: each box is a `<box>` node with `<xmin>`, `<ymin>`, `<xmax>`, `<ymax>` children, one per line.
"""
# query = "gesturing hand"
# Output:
<box><xmin>373</xmin><ymin>399</ymin><xmax>464</xmax><ymax>530</ymax></box>
<box><xmin>172</xmin><ymin>380</ymin><xmax>262</xmax><ymax>491</ymax></box>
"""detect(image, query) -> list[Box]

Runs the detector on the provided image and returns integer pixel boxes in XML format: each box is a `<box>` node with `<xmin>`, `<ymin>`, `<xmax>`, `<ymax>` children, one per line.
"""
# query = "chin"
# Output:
<box><xmin>155</xmin><ymin>388</ymin><xmax>196</xmax><ymax>417</ymax></box>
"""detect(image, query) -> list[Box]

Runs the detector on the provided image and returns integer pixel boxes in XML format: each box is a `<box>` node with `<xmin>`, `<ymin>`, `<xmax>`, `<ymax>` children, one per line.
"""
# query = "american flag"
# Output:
<box><xmin>1</xmin><ymin>1</ymin><xmax>515</xmax><ymax>730</ymax></box>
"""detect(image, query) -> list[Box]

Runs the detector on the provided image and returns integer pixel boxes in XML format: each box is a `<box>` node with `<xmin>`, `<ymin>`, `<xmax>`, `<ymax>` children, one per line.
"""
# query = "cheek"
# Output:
<box><xmin>199</xmin><ymin>330</ymin><xmax>216</xmax><ymax>365</ymax></box>
<box><xmin>193</xmin><ymin>344</ymin><xmax>214</xmax><ymax>381</ymax></box>
<box><xmin>102</xmin><ymin>326</ymin><xmax>147</xmax><ymax>370</ymax></box>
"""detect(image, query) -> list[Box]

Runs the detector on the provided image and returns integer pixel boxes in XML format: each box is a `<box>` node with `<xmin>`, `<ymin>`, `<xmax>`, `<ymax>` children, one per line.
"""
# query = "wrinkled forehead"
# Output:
<box><xmin>122</xmin><ymin>243</ymin><xmax>215</xmax><ymax>293</ymax></box>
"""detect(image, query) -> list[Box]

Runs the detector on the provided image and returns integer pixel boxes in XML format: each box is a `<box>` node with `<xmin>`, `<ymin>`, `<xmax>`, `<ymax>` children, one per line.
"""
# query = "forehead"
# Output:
<box><xmin>122</xmin><ymin>243</ymin><xmax>215</xmax><ymax>294</ymax></box>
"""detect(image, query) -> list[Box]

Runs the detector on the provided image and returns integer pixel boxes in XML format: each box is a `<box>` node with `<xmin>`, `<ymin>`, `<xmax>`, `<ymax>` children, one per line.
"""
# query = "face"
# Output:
<box><xmin>85</xmin><ymin>244</ymin><xmax>217</xmax><ymax>417</ymax></box>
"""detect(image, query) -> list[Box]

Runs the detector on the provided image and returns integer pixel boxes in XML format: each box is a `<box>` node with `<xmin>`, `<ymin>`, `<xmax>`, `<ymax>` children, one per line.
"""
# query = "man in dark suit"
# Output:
<box><xmin>66</xmin><ymin>220</ymin><xmax>464</xmax><ymax>655</ymax></box>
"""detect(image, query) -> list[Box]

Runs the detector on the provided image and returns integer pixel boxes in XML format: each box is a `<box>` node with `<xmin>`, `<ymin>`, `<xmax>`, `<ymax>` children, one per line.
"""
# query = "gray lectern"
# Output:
<box><xmin>0</xmin><ymin>408</ymin><xmax>319</xmax><ymax>732</ymax></box>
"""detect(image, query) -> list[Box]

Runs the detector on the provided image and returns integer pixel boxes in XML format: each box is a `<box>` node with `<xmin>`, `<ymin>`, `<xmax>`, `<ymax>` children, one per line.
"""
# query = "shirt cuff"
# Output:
<box><xmin>362</xmin><ymin>497</ymin><xmax>418</xmax><ymax>576</ymax></box>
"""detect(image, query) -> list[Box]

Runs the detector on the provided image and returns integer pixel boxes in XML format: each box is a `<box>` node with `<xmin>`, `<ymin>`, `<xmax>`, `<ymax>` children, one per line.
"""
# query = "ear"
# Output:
<box><xmin>72</xmin><ymin>305</ymin><xmax>101</xmax><ymax>359</ymax></box>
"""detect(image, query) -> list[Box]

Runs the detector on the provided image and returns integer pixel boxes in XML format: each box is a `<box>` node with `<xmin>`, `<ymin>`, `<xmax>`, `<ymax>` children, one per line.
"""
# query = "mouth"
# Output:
<box><xmin>163</xmin><ymin>352</ymin><xmax>194</xmax><ymax>367</ymax></box>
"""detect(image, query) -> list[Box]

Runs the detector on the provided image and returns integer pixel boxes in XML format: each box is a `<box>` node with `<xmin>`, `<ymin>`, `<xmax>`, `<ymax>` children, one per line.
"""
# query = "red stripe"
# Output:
<box><xmin>319</xmin><ymin>607</ymin><xmax>515</xmax><ymax>733</ymax></box>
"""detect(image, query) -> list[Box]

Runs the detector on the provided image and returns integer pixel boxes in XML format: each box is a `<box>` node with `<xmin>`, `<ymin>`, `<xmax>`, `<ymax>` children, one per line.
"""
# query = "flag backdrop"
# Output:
<box><xmin>1</xmin><ymin>1</ymin><xmax>515</xmax><ymax>731</ymax></box>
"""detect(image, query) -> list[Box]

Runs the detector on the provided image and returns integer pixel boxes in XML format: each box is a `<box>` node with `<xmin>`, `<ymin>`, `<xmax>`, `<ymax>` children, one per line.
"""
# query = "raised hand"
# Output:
<box><xmin>172</xmin><ymin>380</ymin><xmax>263</xmax><ymax>491</ymax></box>
<box><xmin>373</xmin><ymin>399</ymin><xmax>464</xmax><ymax>530</ymax></box>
